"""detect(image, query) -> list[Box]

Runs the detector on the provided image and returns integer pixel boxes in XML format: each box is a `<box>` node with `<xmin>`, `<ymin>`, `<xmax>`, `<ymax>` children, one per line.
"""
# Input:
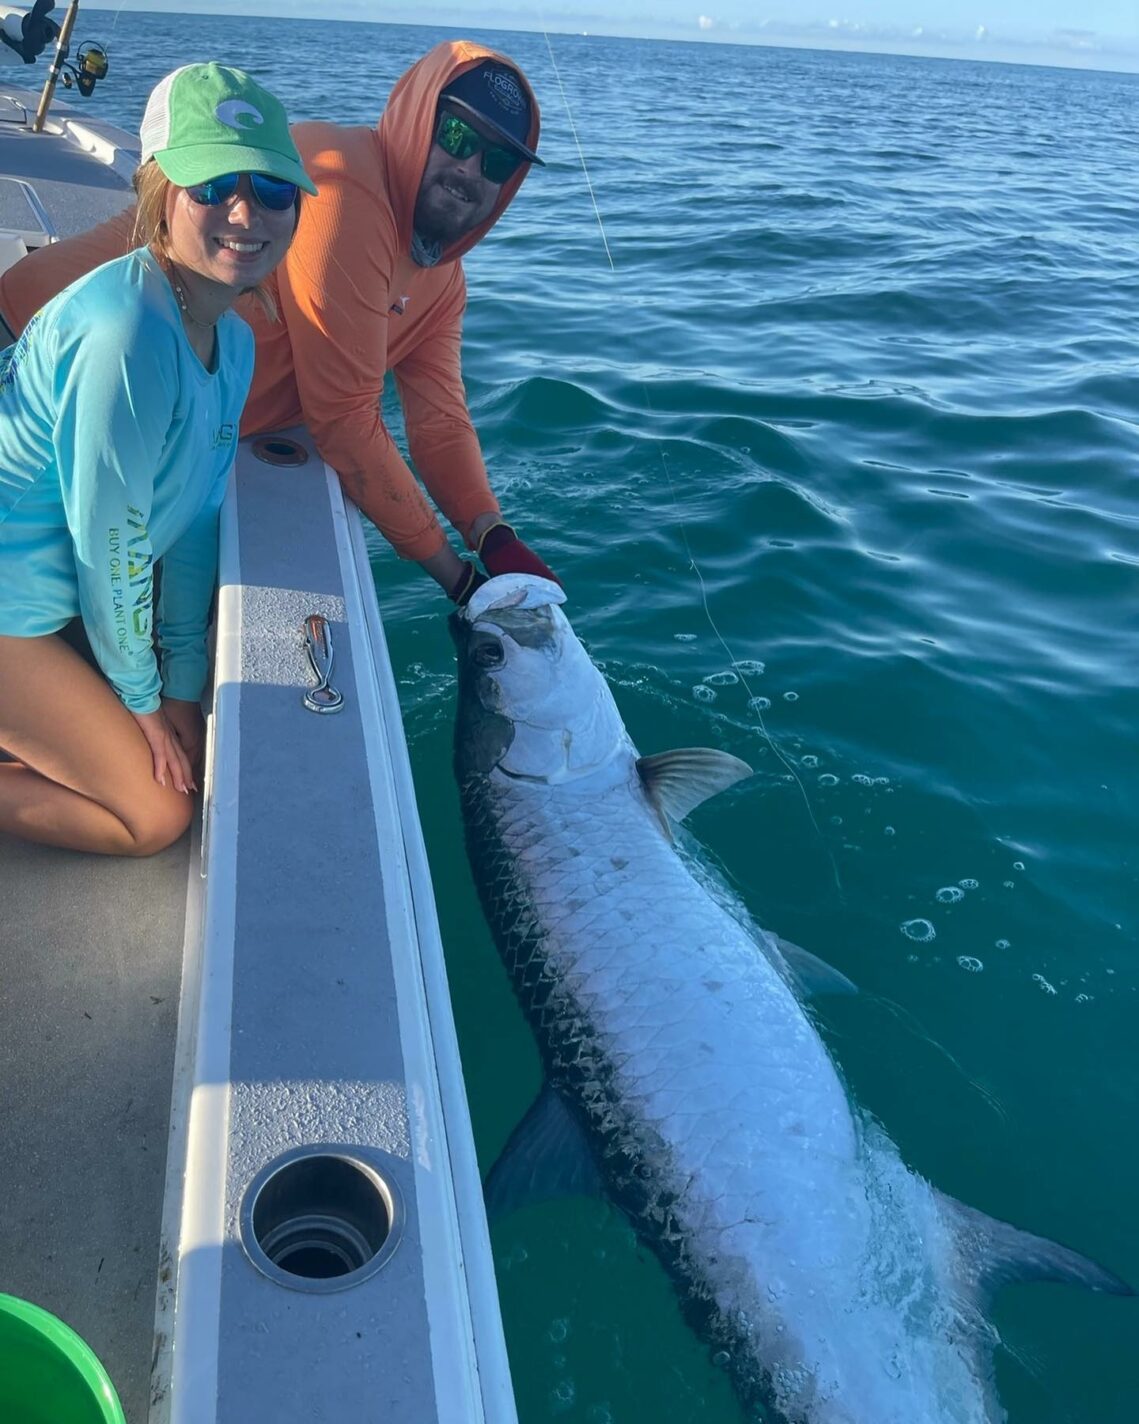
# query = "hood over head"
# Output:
<box><xmin>378</xmin><ymin>39</ymin><xmax>542</xmax><ymax>265</ymax></box>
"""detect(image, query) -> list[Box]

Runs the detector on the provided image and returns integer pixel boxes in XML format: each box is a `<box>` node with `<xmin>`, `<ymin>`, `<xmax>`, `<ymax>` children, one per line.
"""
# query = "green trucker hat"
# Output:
<box><xmin>139</xmin><ymin>63</ymin><xmax>317</xmax><ymax>195</ymax></box>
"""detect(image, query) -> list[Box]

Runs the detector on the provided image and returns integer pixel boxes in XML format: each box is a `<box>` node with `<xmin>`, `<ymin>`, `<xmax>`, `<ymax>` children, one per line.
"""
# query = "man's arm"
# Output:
<box><xmin>394</xmin><ymin>275</ymin><xmax>561</xmax><ymax>591</ymax></box>
<box><xmin>272</xmin><ymin>154</ymin><xmax>461</xmax><ymax>586</ymax></box>
<box><xmin>391</xmin><ymin>272</ymin><xmax>501</xmax><ymax>547</ymax></box>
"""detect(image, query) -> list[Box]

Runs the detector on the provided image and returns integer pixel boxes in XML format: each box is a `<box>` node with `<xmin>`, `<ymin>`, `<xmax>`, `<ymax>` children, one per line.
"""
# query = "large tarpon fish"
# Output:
<box><xmin>451</xmin><ymin>574</ymin><xmax>1130</xmax><ymax>1423</ymax></box>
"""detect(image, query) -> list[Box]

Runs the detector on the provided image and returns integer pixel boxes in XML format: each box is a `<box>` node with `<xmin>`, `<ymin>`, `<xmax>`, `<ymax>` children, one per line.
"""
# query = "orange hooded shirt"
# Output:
<box><xmin>0</xmin><ymin>41</ymin><xmax>540</xmax><ymax>561</ymax></box>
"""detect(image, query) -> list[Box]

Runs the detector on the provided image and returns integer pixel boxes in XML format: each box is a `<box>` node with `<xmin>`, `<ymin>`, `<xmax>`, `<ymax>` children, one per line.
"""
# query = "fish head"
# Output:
<box><xmin>450</xmin><ymin>574</ymin><xmax>629</xmax><ymax>782</ymax></box>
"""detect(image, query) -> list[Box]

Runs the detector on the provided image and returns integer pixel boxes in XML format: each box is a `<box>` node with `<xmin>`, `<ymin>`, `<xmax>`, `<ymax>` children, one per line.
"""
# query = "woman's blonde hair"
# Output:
<box><xmin>131</xmin><ymin>159</ymin><xmax>297</xmax><ymax>322</ymax></box>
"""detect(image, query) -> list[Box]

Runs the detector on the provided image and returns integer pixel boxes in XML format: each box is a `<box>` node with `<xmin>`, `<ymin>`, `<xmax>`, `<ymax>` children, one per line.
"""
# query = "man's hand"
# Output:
<box><xmin>476</xmin><ymin>521</ymin><xmax>561</xmax><ymax>586</ymax></box>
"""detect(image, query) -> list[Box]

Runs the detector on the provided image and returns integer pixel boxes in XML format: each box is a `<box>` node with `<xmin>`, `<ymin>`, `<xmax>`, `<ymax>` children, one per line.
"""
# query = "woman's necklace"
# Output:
<box><xmin>166</xmin><ymin>262</ymin><xmax>217</xmax><ymax>332</ymax></box>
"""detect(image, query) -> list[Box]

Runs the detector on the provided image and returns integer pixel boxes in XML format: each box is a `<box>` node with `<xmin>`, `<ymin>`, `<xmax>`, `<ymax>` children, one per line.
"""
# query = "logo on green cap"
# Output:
<box><xmin>215</xmin><ymin>100</ymin><xmax>264</xmax><ymax>132</ymax></box>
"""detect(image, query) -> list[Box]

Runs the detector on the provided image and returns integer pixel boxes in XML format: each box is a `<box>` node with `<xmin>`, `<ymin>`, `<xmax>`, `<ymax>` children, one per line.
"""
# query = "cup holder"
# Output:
<box><xmin>251</xmin><ymin>436</ymin><xmax>309</xmax><ymax>467</ymax></box>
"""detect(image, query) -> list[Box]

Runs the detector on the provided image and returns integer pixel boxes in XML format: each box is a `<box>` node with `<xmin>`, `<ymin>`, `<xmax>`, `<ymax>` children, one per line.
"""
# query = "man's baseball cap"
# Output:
<box><xmin>440</xmin><ymin>61</ymin><xmax>544</xmax><ymax>166</ymax></box>
<box><xmin>139</xmin><ymin>63</ymin><xmax>318</xmax><ymax>194</ymax></box>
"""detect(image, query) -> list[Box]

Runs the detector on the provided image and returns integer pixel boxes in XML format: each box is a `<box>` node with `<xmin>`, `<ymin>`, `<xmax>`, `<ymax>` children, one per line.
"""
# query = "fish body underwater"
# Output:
<box><xmin>450</xmin><ymin>574</ymin><xmax>1130</xmax><ymax>1424</ymax></box>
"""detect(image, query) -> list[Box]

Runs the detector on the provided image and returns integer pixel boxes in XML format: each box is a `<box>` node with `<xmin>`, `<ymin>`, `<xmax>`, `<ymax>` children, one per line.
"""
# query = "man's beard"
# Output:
<box><xmin>413</xmin><ymin>174</ymin><xmax>489</xmax><ymax>246</ymax></box>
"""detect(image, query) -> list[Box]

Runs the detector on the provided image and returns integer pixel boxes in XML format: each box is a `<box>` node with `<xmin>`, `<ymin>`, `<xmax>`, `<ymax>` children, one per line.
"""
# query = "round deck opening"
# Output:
<box><xmin>252</xmin><ymin>436</ymin><xmax>309</xmax><ymax>466</ymax></box>
<box><xmin>240</xmin><ymin>1149</ymin><xmax>401</xmax><ymax>1292</ymax></box>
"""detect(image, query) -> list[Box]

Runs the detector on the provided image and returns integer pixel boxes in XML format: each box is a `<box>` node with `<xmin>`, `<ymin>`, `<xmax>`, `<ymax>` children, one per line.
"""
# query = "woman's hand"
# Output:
<box><xmin>162</xmin><ymin>697</ymin><xmax>205</xmax><ymax>776</ymax></box>
<box><xmin>131</xmin><ymin>706</ymin><xmax>197</xmax><ymax>794</ymax></box>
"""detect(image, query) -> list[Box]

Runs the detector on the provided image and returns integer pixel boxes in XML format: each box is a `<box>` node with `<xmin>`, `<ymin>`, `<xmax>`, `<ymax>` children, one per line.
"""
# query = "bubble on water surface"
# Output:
<box><xmin>692</xmin><ymin>685</ymin><xmax>717</xmax><ymax>703</ymax></box>
<box><xmin>712</xmin><ymin>1351</ymin><xmax>731</xmax><ymax>1368</ymax></box>
<box><xmin>1013</xmin><ymin>861</ymin><xmax>1025</xmax><ymax>871</ymax></box>
<box><xmin>586</xmin><ymin>1407</ymin><xmax>614</xmax><ymax>1424</ymax></box>
<box><xmin>1032</xmin><ymin>973</ymin><xmax>1057</xmax><ymax>995</ymax></box>
<box><xmin>1076</xmin><ymin>993</ymin><xmax>1093</xmax><ymax>1004</ymax></box>
<box><xmin>748</xmin><ymin>696</ymin><xmax>771</xmax><ymax>712</ymax></box>
<box><xmin>959</xmin><ymin>878</ymin><xmax>979</xmax><ymax>890</ymax></box>
<box><xmin>852</xmin><ymin>774</ymin><xmax>873</xmax><ymax>786</ymax></box>
<box><xmin>995</xmin><ymin>938</ymin><xmax>1010</xmax><ymax>950</ymax></box>
<box><xmin>957</xmin><ymin>956</ymin><xmax>984</xmax><ymax>973</ymax></box>
<box><xmin>829</xmin><ymin>815</ymin><xmax>843</xmax><ymax>826</ymax></box>
<box><xmin>818</xmin><ymin>773</ymin><xmax>839</xmax><ymax>787</ymax></box>
<box><xmin>734</xmin><ymin>659</ymin><xmax>765</xmax><ymax>675</ymax></box>
<box><xmin>550</xmin><ymin>1379</ymin><xmax>576</xmax><ymax>1411</ymax></box>
<box><xmin>801</xmin><ymin>754</ymin><xmax>819</xmax><ymax>767</ymax></box>
<box><xmin>874</xmin><ymin>776</ymin><xmax>890</xmax><ymax>786</ymax></box>
<box><xmin>783</xmin><ymin>690</ymin><xmax>799</xmax><ymax>702</ymax></box>
<box><xmin>936</xmin><ymin>886</ymin><xmax>964</xmax><ymax>904</ymax></box>
<box><xmin>704</xmin><ymin>670</ymin><xmax>739</xmax><ymax>686</ymax></box>
<box><xmin>902</xmin><ymin>919</ymin><xmax>936</xmax><ymax>943</ymax></box>
<box><xmin>673</xmin><ymin>633</ymin><xmax>697</xmax><ymax>642</ymax></box>
<box><xmin>547</xmin><ymin>1318</ymin><xmax>570</xmax><ymax>1344</ymax></box>
<box><xmin>884</xmin><ymin>825</ymin><xmax>896</xmax><ymax>836</ymax></box>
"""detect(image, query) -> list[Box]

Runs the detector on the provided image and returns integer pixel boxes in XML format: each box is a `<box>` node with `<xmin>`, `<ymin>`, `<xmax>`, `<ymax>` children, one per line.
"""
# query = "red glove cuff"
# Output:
<box><xmin>476</xmin><ymin>522</ymin><xmax>561</xmax><ymax>586</ymax></box>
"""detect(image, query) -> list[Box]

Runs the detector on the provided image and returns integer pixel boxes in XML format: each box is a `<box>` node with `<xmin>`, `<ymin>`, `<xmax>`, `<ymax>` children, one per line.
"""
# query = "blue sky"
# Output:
<box><xmin>96</xmin><ymin>2</ymin><xmax>1139</xmax><ymax>71</ymax></box>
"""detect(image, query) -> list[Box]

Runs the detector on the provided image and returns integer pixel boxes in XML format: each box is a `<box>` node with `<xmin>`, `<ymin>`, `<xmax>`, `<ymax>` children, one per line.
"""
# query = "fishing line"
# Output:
<box><xmin>540</xmin><ymin>23</ymin><xmax>843</xmax><ymax>898</ymax></box>
<box><xmin>541</xmin><ymin>30</ymin><xmax>614</xmax><ymax>272</ymax></box>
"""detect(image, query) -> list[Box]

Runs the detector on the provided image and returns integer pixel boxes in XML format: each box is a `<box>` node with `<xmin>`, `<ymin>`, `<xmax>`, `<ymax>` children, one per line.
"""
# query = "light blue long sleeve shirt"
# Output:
<box><xmin>0</xmin><ymin>247</ymin><xmax>254</xmax><ymax>713</ymax></box>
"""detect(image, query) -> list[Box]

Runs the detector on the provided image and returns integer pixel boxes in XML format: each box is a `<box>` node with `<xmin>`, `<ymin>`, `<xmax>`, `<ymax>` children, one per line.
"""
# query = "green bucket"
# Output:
<box><xmin>0</xmin><ymin>1294</ymin><xmax>125</xmax><ymax>1424</ymax></box>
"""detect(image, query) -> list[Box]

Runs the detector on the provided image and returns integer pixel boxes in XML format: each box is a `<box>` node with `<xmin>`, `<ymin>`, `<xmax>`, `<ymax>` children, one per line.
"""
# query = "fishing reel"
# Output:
<box><xmin>59</xmin><ymin>38</ymin><xmax>107</xmax><ymax>96</ymax></box>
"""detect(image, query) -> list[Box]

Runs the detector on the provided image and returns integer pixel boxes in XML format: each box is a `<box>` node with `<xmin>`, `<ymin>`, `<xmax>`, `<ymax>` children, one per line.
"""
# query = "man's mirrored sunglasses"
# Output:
<box><xmin>186</xmin><ymin>172</ymin><xmax>300</xmax><ymax>212</ymax></box>
<box><xmin>434</xmin><ymin>111</ymin><xmax>525</xmax><ymax>185</ymax></box>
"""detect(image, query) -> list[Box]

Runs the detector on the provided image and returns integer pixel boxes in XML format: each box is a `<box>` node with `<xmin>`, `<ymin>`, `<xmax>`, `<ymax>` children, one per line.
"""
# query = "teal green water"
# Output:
<box><xmin>93</xmin><ymin>13</ymin><xmax>1137</xmax><ymax>1420</ymax></box>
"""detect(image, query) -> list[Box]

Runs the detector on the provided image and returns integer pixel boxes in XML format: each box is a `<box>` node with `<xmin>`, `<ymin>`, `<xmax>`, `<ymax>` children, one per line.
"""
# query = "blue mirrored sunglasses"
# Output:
<box><xmin>185</xmin><ymin>172</ymin><xmax>299</xmax><ymax>212</ymax></box>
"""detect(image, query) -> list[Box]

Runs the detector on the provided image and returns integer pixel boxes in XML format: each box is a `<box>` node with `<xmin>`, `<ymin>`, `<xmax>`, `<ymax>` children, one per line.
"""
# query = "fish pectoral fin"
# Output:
<box><xmin>636</xmin><ymin>748</ymin><xmax>753</xmax><ymax>827</ymax></box>
<box><xmin>774</xmin><ymin>936</ymin><xmax>858</xmax><ymax>996</ymax></box>
<box><xmin>484</xmin><ymin>1086</ymin><xmax>604</xmax><ymax>1222</ymax></box>
<box><xmin>936</xmin><ymin>1190</ymin><xmax>1135</xmax><ymax>1299</ymax></box>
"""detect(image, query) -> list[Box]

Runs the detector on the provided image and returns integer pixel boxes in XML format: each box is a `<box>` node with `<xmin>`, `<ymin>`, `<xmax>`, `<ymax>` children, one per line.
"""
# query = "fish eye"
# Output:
<box><xmin>473</xmin><ymin>639</ymin><xmax>505</xmax><ymax>669</ymax></box>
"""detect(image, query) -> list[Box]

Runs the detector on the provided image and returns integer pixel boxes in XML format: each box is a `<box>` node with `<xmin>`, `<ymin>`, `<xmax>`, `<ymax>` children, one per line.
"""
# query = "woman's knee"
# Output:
<box><xmin>124</xmin><ymin>794</ymin><xmax>194</xmax><ymax>857</ymax></box>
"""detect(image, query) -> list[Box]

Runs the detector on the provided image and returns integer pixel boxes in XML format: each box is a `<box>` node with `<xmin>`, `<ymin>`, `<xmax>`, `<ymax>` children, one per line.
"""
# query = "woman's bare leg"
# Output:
<box><xmin>0</xmin><ymin>633</ymin><xmax>194</xmax><ymax>856</ymax></box>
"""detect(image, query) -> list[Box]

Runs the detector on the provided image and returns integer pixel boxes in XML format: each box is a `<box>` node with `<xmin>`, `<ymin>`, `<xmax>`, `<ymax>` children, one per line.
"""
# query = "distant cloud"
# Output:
<box><xmin>698</xmin><ymin>14</ymin><xmax>714</xmax><ymax>30</ymax></box>
<box><xmin>1054</xmin><ymin>28</ymin><xmax>1098</xmax><ymax>50</ymax></box>
<box><xmin>975</xmin><ymin>25</ymin><xmax>987</xmax><ymax>41</ymax></box>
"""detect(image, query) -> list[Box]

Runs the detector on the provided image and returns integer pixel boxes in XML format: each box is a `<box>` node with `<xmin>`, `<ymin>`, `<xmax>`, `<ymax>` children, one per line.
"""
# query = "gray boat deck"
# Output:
<box><xmin>0</xmin><ymin>835</ymin><xmax>189</xmax><ymax>1424</ymax></box>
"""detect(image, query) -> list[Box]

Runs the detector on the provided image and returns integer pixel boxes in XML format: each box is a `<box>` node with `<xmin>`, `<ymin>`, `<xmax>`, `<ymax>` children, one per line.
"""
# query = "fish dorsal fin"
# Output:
<box><xmin>484</xmin><ymin>1086</ymin><xmax>604</xmax><ymax>1223</ymax></box>
<box><xmin>636</xmin><ymin>748</ymin><xmax>753</xmax><ymax>830</ymax></box>
<box><xmin>935</xmin><ymin>1190</ymin><xmax>1134</xmax><ymax>1300</ymax></box>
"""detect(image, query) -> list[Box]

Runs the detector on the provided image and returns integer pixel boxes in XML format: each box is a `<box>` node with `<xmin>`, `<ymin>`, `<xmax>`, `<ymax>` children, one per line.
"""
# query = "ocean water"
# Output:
<box><xmin>83</xmin><ymin>11</ymin><xmax>1137</xmax><ymax>1421</ymax></box>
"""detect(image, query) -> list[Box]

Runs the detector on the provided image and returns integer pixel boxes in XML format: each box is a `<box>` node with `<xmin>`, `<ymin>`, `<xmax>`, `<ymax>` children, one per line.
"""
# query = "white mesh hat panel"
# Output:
<box><xmin>138</xmin><ymin>66</ymin><xmax>191</xmax><ymax>164</ymax></box>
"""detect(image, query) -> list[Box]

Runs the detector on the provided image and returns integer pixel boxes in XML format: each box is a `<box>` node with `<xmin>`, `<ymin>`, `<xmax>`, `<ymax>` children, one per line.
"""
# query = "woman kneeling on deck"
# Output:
<box><xmin>0</xmin><ymin>64</ymin><xmax>316</xmax><ymax>855</ymax></box>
